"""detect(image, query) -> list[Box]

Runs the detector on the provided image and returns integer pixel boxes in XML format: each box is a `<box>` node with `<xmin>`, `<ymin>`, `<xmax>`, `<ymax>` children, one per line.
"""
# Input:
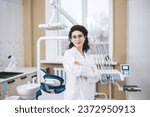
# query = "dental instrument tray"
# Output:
<box><xmin>123</xmin><ymin>85</ymin><xmax>141</xmax><ymax>92</ymax></box>
<box><xmin>0</xmin><ymin>71</ymin><xmax>23</xmax><ymax>79</ymax></box>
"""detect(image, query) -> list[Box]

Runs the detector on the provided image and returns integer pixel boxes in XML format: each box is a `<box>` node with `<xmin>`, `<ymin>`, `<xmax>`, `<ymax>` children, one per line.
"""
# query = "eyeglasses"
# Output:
<box><xmin>71</xmin><ymin>34</ymin><xmax>84</xmax><ymax>39</ymax></box>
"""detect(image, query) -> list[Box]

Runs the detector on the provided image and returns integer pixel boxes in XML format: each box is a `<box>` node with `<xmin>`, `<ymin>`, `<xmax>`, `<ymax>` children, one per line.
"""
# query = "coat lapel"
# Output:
<box><xmin>71</xmin><ymin>47</ymin><xmax>85</xmax><ymax>63</ymax></box>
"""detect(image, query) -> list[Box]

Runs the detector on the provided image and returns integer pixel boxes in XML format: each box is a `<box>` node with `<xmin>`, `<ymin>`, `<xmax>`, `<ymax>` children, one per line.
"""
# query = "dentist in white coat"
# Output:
<box><xmin>63</xmin><ymin>25</ymin><xmax>99</xmax><ymax>100</ymax></box>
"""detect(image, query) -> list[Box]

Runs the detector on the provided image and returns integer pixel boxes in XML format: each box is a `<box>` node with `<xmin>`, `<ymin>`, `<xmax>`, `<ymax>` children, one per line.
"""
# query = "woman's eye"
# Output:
<box><xmin>78</xmin><ymin>34</ymin><xmax>83</xmax><ymax>38</ymax></box>
<box><xmin>72</xmin><ymin>36</ymin><xmax>77</xmax><ymax>39</ymax></box>
<box><xmin>72</xmin><ymin>34</ymin><xmax>84</xmax><ymax>39</ymax></box>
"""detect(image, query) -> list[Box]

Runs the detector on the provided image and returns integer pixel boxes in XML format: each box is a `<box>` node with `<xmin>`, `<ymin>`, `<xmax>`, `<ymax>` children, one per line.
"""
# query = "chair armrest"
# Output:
<box><xmin>43</xmin><ymin>74</ymin><xmax>64</xmax><ymax>85</ymax></box>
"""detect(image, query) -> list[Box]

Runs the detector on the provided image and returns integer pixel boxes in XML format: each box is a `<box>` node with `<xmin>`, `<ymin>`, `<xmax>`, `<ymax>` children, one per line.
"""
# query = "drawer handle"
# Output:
<box><xmin>20</xmin><ymin>76</ymin><xmax>27</xmax><ymax>80</ymax></box>
<box><xmin>31</xmin><ymin>75</ymin><xmax>37</xmax><ymax>78</ymax></box>
<box><xmin>8</xmin><ymin>80</ymin><xmax>15</xmax><ymax>84</ymax></box>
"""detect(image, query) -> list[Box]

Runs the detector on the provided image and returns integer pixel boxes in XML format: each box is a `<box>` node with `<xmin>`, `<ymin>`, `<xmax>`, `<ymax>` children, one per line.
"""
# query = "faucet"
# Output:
<box><xmin>32</xmin><ymin>77</ymin><xmax>37</xmax><ymax>84</ymax></box>
<box><xmin>4</xmin><ymin>55</ymin><xmax>17</xmax><ymax>71</ymax></box>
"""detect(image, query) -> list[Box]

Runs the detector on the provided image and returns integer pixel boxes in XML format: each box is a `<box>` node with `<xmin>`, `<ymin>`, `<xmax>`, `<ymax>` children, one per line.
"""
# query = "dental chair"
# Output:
<box><xmin>36</xmin><ymin>69</ymin><xmax>65</xmax><ymax>99</ymax></box>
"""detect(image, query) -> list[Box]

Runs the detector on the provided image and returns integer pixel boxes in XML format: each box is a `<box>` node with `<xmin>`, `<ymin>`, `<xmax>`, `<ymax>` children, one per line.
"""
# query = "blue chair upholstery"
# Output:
<box><xmin>36</xmin><ymin>69</ymin><xmax>65</xmax><ymax>99</ymax></box>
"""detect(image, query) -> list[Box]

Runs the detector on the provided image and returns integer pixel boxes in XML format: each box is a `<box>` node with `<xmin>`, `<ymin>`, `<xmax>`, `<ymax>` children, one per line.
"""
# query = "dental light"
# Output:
<box><xmin>38</xmin><ymin>0</ymin><xmax>78</xmax><ymax>30</ymax></box>
<box><xmin>38</xmin><ymin>22</ymin><xmax>67</xmax><ymax>30</ymax></box>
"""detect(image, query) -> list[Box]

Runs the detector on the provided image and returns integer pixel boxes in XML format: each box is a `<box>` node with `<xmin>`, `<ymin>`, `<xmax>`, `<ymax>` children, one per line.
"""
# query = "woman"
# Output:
<box><xmin>63</xmin><ymin>25</ymin><xmax>99</xmax><ymax>100</ymax></box>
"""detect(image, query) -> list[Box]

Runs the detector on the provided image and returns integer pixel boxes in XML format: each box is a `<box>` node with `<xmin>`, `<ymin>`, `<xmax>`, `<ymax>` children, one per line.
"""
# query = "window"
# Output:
<box><xmin>59</xmin><ymin>0</ymin><xmax>113</xmax><ymax>57</ymax></box>
<box><xmin>45</xmin><ymin>0</ymin><xmax>113</xmax><ymax>60</ymax></box>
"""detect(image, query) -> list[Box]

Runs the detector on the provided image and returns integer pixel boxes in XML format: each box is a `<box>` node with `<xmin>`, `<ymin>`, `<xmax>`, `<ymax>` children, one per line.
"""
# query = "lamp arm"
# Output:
<box><xmin>50</xmin><ymin>0</ymin><xmax>79</xmax><ymax>25</ymax></box>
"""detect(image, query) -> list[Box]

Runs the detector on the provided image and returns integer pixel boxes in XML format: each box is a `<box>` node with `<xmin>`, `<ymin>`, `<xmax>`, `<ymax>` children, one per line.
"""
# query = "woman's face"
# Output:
<box><xmin>71</xmin><ymin>30</ymin><xmax>85</xmax><ymax>50</ymax></box>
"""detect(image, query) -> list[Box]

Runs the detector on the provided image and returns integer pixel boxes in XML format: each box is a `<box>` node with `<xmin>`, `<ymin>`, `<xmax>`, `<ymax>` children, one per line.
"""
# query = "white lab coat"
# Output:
<box><xmin>63</xmin><ymin>47</ymin><xmax>99</xmax><ymax>100</ymax></box>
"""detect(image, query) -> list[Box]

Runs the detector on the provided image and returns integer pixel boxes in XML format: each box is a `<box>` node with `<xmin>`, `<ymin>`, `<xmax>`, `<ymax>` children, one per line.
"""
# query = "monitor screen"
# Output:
<box><xmin>122</xmin><ymin>65</ymin><xmax>129</xmax><ymax>70</ymax></box>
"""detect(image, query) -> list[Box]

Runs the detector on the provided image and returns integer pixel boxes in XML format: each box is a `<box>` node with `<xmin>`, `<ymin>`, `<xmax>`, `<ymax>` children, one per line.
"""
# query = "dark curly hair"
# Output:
<box><xmin>68</xmin><ymin>25</ymin><xmax>90</xmax><ymax>52</ymax></box>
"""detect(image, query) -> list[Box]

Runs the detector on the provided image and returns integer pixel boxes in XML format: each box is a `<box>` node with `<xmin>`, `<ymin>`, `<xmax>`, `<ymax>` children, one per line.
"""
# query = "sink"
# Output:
<box><xmin>16</xmin><ymin>83</ymin><xmax>40</xmax><ymax>100</ymax></box>
<box><xmin>0</xmin><ymin>71</ymin><xmax>23</xmax><ymax>79</ymax></box>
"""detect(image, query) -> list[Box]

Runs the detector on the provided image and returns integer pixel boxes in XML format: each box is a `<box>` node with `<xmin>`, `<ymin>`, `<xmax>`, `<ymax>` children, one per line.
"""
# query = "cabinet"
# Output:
<box><xmin>0</xmin><ymin>71</ymin><xmax>37</xmax><ymax>99</ymax></box>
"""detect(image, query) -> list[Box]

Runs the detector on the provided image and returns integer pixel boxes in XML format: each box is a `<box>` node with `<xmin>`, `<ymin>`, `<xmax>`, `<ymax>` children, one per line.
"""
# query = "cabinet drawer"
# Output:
<box><xmin>19</xmin><ymin>75</ymin><xmax>29</xmax><ymax>84</ymax></box>
<box><xmin>8</xmin><ymin>79</ymin><xmax>18</xmax><ymax>96</ymax></box>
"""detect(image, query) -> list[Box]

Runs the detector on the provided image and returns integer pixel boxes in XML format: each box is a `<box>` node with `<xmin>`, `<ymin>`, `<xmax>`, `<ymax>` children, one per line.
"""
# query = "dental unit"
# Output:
<box><xmin>36</xmin><ymin>0</ymin><xmax>141</xmax><ymax>100</ymax></box>
<box><xmin>90</xmin><ymin>43</ymin><xmax>141</xmax><ymax>99</ymax></box>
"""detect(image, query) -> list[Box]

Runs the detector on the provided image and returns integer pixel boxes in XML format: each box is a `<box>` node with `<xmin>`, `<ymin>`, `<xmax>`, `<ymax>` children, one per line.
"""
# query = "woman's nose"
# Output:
<box><xmin>76</xmin><ymin>37</ymin><xmax>80</xmax><ymax>40</ymax></box>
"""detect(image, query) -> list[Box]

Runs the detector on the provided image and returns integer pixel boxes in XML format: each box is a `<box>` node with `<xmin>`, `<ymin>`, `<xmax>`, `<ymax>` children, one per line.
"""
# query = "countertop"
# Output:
<box><xmin>0</xmin><ymin>67</ymin><xmax>37</xmax><ymax>83</ymax></box>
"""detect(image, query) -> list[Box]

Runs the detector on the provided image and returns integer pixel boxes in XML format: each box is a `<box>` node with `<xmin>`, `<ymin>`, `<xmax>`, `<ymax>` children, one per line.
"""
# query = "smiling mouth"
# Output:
<box><xmin>76</xmin><ymin>42</ymin><xmax>81</xmax><ymax>44</ymax></box>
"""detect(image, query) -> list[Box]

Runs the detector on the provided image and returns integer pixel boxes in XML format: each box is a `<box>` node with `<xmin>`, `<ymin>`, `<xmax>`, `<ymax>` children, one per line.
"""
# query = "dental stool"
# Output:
<box><xmin>36</xmin><ymin>69</ymin><xmax>65</xmax><ymax>99</ymax></box>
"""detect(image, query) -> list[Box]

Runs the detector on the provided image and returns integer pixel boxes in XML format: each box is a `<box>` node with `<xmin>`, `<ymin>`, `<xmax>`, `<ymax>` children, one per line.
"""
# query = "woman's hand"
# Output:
<box><xmin>74</xmin><ymin>61</ymin><xmax>80</xmax><ymax>65</ymax></box>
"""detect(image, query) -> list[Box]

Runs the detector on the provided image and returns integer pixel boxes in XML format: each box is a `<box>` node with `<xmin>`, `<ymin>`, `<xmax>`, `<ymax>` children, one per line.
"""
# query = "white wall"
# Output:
<box><xmin>0</xmin><ymin>0</ymin><xmax>24</xmax><ymax>70</ymax></box>
<box><xmin>127</xmin><ymin>0</ymin><xmax>150</xmax><ymax>99</ymax></box>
